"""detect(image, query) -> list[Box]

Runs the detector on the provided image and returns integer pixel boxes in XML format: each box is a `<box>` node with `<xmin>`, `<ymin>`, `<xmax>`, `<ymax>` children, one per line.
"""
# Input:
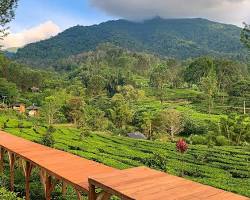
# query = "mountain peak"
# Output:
<box><xmin>14</xmin><ymin>18</ymin><xmax>246</xmax><ymax>68</ymax></box>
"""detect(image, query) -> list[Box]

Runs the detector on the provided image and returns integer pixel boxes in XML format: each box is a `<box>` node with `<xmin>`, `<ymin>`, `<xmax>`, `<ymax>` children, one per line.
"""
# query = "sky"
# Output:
<box><xmin>1</xmin><ymin>0</ymin><xmax>250</xmax><ymax>49</ymax></box>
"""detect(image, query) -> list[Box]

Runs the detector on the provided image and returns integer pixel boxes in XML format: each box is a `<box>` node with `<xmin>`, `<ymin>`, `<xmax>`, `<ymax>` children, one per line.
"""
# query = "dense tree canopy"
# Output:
<box><xmin>14</xmin><ymin>18</ymin><xmax>248</xmax><ymax>68</ymax></box>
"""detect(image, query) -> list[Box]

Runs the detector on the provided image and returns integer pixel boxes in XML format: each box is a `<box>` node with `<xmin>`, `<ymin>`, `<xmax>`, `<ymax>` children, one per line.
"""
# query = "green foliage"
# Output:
<box><xmin>229</xmin><ymin>80</ymin><xmax>250</xmax><ymax>97</ymax></box>
<box><xmin>199</xmin><ymin>71</ymin><xmax>218</xmax><ymax>113</ymax></box>
<box><xmin>141</xmin><ymin>153</ymin><xmax>167</xmax><ymax>171</ymax></box>
<box><xmin>15</xmin><ymin>18</ymin><xmax>247</xmax><ymax>68</ymax></box>
<box><xmin>219</xmin><ymin>114</ymin><xmax>250</xmax><ymax>145</ymax></box>
<box><xmin>215</xmin><ymin>135</ymin><xmax>229</xmax><ymax>146</ymax></box>
<box><xmin>41</xmin><ymin>126</ymin><xmax>55</xmax><ymax>147</ymax></box>
<box><xmin>0</xmin><ymin>187</ymin><xmax>23</xmax><ymax>200</ymax></box>
<box><xmin>0</xmin><ymin>0</ymin><xmax>18</xmax><ymax>41</ymax></box>
<box><xmin>184</xmin><ymin>57</ymin><xmax>247</xmax><ymax>94</ymax></box>
<box><xmin>0</xmin><ymin>78</ymin><xmax>19</xmax><ymax>103</ymax></box>
<box><xmin>0</xmin><ymin>54</ymin><xmax>44</xmax><ymax>91</ymax></box>
<box><xmin>241</xmin><ymin>23</ymin><xmax>250</xmax><ymax>50</ymax></box>
<box><xmin>190</xmin><ymin>135</ymin><xmax>207</xmax><ymax>145</ymax></box>
<box><xmin>184</xmin><ymin>57</ymin><xmax>214</xmax><ymax>84</ymax></box>
<box><xmin>153</xmin><ymin>109</ymin><xmax>184</xmax><ymax>141</ymax></box>
<box><xmin>109</xmin><ymin>93</ymin><xmax>134</xmax><ymax>131</ymax></box>
<box><xmin>182</xmin><ymin>116</ymin><xmax>208</xmax><ymax>135</ymax></box>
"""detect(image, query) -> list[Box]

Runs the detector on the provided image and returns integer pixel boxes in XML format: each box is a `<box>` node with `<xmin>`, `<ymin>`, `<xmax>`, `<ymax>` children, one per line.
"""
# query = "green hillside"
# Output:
<box><xmin>14</xmin><ymin>18</ymin><xmax>247</xmax><ymax>68</ymax></box>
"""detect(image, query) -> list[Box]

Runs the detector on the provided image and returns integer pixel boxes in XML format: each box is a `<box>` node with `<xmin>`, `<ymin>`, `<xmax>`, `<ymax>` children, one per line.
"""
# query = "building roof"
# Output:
<box><xmin>127</xmin><ymin>132</ymin><xmax>147</xmax><ymax>139</ymax></box>
<box><xmin>12</xmin><ymin>103</ymin><xmax>25</xmax><ymax>107</ymax></box>
<box><xmin>26</xmin><ymin>105</ymin><xmax>40</xmax><ymax>110</ymax></box>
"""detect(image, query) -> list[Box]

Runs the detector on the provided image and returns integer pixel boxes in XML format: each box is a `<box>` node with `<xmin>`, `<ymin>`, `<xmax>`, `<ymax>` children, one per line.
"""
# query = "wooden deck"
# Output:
<box><xmin>0</xmin><ymin>131</ymin><xmax>118</xmax><ymax>199</ymax></box>
<box><xmin>0</xmin><ymin>130</ymin><xmax>249</xmax><ymax>200</ymax></box>
<box><xmin>89</xmin><ymin>167</ymin><xmax>249</xmax><ymax>200</ymax></box>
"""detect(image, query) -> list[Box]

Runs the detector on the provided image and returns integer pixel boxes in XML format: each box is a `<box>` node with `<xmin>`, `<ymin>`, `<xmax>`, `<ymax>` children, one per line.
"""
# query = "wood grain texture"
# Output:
<box><xmin>89</xmin><ymin>167</ymin><xmax>250</xmax><ymax>200</ymax></box>
<box><xmin>0</xmin><ymin>131</ymin><xmax>117</xmax><ymax>194</ymax></box>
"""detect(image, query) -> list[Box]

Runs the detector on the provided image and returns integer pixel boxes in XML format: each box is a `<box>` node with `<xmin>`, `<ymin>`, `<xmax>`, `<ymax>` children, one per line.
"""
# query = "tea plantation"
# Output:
<box><xmin>0</xmin><ymin>116</ymin><xmax>250</xmax><ymax>197</ymax></box>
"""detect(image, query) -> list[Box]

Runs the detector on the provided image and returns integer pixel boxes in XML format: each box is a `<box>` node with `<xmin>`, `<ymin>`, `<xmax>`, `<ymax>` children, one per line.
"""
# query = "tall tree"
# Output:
<box><xmin>199</xmin><ymin>71</ymin><xmax>218</xmax><ymax>114</ymax></box>
<box><xmin>149</xmin><ymin>64</ymin><xmax>169</xmax><ymax>103</ymax></box>
<box><xmin>214</xmin><ymin>59</ymin><xmax>247</xmax><ymax>103</ymax></box>
<box><xmin>109</xmin><ymin>93</ymin><xmax>134</xmax><ymax>129</ymax></box>
<box><xmin>220</xmin><ymin>114</ymin><xmax>250</xmax><ymax>145</ymax></box>
<box><xmin>66</xmin><ymin>97</ymin><xmax>84</xmax><ymax>125</ymax></box>
<box><xmin>154</xmin><ymin>109</ymin><xmax>184</xmax><ymax>141</ymax></box>
<box><xmin>0</xmin><ymin>0</ymin><xmax>18</xmax><ymax>41</ymax></box>
<box><xmin>184</xmin><ymin>57</ymin><xmax>214</xmax><ymax>85</ymax></box>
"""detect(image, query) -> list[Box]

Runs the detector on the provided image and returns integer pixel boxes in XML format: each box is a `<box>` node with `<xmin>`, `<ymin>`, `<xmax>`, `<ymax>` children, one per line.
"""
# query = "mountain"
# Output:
<box><xmin>14</xmin><ymin>18</ymin><xmax>247</xmax><ymax>68</ymax></box>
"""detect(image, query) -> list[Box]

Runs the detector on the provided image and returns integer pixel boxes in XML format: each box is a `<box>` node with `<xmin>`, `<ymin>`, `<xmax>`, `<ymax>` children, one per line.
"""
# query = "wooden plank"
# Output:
<box><xmin>89</xmin><ymin>167</ymin><xmax>249</xmax><ymax>200</ymax></box>
<box><xmin>0</xmin><ymin>130</ymin><xmax>117</xmax><ymax>194</ymax></box>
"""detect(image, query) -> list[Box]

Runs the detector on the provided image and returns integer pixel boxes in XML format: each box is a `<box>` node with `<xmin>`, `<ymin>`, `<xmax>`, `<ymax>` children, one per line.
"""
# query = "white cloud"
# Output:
<box><xmin>1</xmin><ymin>21</ymin><xmax>61</xmax><ymax>49</ymax></box>
<box><xmin>90</xmin><ymin>0</ymin><xmax>250</xmax><ymax>26</ymax></box>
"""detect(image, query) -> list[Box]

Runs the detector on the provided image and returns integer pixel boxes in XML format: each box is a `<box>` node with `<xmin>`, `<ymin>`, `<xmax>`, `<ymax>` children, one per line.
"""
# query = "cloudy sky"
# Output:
<box><xmin>1</xmin><ymin>0</ymin><xmax>250</xmax><ymax>49</ymax></box>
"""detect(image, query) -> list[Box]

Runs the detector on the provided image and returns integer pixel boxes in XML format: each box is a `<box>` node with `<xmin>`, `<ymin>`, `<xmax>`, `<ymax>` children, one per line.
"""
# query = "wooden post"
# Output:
<box><xmin>0</xmin><ymin>148</ymin><xmax>4</xmax><ymax>175</ymax></box>
<box><xmin>62</xmin><ymin>181</ymin><xmax>67</xmax><ymax>198</ymax></box>
<box><xmin>22</xmin><ymin>161</ymin><xmax>33</xmax><ymax>200</ymax></box>
<box><xmin>75</xmin><ymin>189</ymin><xmax>83</xmax><ymax>200</ymax></box>
<box><xmin>45</xmin><ymin>175</ymin><xmax>53</xmax><ymax>200</ymax></box>
<box><xmin>40</xmin><ymin>169</ymin><xmax>55</xmax><ymax>200</ymax></box>
<box><xmin>88</xmin><ymin>184</ymin><xmax>96</xmax><ymax>200</ymax></box>
<box><xmin>8</xmin><ymin>152</ymin><xmax>15</xmax><ymax>191</ymax></box>
<box><xmin>40</xmin><ymin>169</ymin><xmax>47</xmax><ymax>194</ymax></box>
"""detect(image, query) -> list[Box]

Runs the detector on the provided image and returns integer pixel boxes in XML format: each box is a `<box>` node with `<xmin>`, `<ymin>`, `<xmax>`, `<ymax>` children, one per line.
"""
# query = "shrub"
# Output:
<box><xmin>41</xmin><ymin>126</ymin><xmax>56</xmax><ymax>147</ymax></box>
<box><xmin>46</xmin><ymin>125</ymin><xmax>56</xmax><ymax>134</ymax></box>
<box><xmin>182</xmin><ymin>118</ymin><xmax>208</xmax><ymax>136</ymax></box>
<box><xmin>215</xmin><ymin>135</ymin><xmax>229</xmax><ymax>146</ymax></box>
<box><xmin>0</xmin><ymin>187</ymin><xmax>23</xmax><ymax>200</ymax></box>
<box><xmin>141</xmin><ymin>153</ymin><xmax>167</xmax><ymax>171</ymax></box>
<box><xmin>190</xmin><ymin>135</ymin><xmax>207</xmax><ymax>145</ymax></box>
<box><xmin>79</xmin><ymin>127</ymin><xmax>91</xmax><ymax>140</ymax></box>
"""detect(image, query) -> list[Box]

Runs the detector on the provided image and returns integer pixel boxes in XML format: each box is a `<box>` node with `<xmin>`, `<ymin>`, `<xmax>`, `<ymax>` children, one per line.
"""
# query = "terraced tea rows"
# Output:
<box><xmin>4</xmin><ymin>125</ymin><xmax>250</xmax><ymax>197</ymax></box>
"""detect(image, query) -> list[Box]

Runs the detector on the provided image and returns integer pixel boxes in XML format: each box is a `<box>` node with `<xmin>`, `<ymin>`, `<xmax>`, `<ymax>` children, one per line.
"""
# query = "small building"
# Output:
<box><xmin>26</xmin><ymin>104</ymin><xmax>40</xmax><ymax>117</ymax></box>
<box><xmin>127</xmin><ymin>132</ymin><xmax>147</xmax><ymax>140</ymax></box>
<box><xmin>12</xmin><ymin>103</ymin><xmax>26</xmax><ymax>113</ymax></box>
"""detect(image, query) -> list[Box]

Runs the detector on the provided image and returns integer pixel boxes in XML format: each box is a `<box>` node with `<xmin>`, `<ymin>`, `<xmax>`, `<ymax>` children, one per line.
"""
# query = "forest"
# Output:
<box><xmin>0</xmin><ymin>1</ymin><xmax>250</xmax><ymax>199</ymax></box>
<box><xmin>1</xmin><ymin>41</ymin><xmax>250</xmax><ymax>146</ymax></box>
<box><xmin>14</xmin><ymin>17</ymin><xmax>248</xmax><ymax>68</ymax></box>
